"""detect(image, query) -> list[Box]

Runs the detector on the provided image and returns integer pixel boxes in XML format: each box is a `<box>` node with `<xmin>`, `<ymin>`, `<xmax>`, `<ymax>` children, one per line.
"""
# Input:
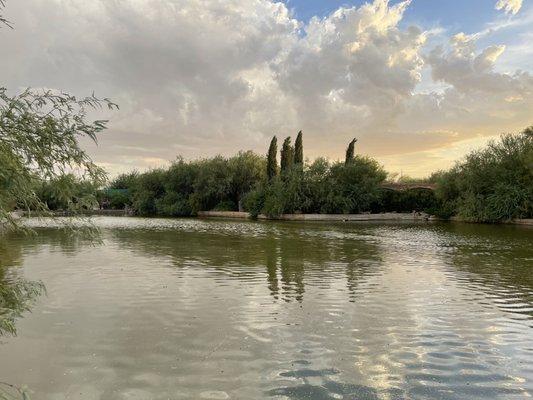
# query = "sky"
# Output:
<box><xmin>1</xmin><ymin>0</ymin><xmax>532</xmax><ymax>177</ymax></box>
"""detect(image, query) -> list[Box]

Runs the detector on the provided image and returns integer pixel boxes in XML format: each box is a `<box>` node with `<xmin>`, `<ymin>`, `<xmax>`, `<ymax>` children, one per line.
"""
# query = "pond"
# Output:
<box><xmin>0</xmin><ymin>217</ymin><xmax>532</xmax><ymax>399</ymax></box>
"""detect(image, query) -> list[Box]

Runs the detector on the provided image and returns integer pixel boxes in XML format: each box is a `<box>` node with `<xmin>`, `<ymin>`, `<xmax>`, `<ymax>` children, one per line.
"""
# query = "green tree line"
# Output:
<box><xmin>12</xmin><ymin>127</ymin><xmax>532</xmax><ymax>222</ymax></box>
<box><xmin>89</xmin><ymin>127</ymin><xmax>531</xmax><ymax>222</ymax></box>
<box><xmin>104</xmin><ymin>152</ymin><xmax>266</xmax><ymax>216</ymax></box>
<box><xmin>99</xmin><ymin>134</ymin><xmax>435</xmax><ymax>218</ymax></box>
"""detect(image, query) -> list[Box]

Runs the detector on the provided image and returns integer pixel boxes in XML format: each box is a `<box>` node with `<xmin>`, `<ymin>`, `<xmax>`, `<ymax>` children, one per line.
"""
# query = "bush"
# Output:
<box><xmin>324</xmin><ymin>157</ymin><xmax>387</xmax><ymax>213</ymax></box>
<box><xmin>101</xmin><ymin>189</ymin><xmax>130</xmax><ymax>209</ymax></box>
<box><xmin>434</xmin><ymin>127</ymin><xmax>533</xmax><ymax>222</ymax></box>
<box><xmin>105</xmin><ymin>153</ymin><xmax>265</xmax><ymax>216</ymax></box>
<box><xmin>248</xmin><ymin>156</ymin><xmax>387</xmax><ymax>218</ymax></box>
<box><xmin>34</xmin><ymin>174</ymin><xmax>100</xmax><ymax>211</ymax></box>
<box><xmin>131</xmin><ymin>169</ymin><xmax>166</xmax><ymax>215</ymax></box>
<box><xmin>213</xmin><ymin>200</ymin><xmax>237</xmax><ymax>211</ymax></box>
<box><xmin>110</xmin><ymin>172</ymin><xmax>139</xmax><ymax>190</ymax></box>
<box><xmin>242</xmin><ymin>186</ymin><xmax>265</xmax><ymax>219</ymax></box>
<box><xmin>372</xmin><ymin>188</ymin><xmax>438</xmax><ymax>213</ymax></box>
<box><xmin>154</xmin><ymin>191</ymin><xmax>192</xmax><ymax>216</ymax></box>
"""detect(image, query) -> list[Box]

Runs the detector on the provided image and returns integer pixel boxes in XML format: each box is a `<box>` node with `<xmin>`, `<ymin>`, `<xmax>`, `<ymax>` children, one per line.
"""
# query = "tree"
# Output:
<box><xmin>326</xmin><ymin>157</ymin><xmax>387</xmax><ymax>213</ymax></box>
<box><xmin>345</xmin><ymin>138</ymin><xmax>357</xmax><ymax>165</ymax></box>
<box><xmin>228</xmin><ymin>151</ymin><xmax>266</xmax><ymax>210</ymax></box>
<box><xmin>280</xmin><ymin>137</ymin><xmax>294</xmax><ymax>173</ymax></box>
<box><xmin>435</xmin><ymin>127</ymin><xmax>533</xmax><ymax>222</ymax></box>
<box><xmin>0</xmin><ymin>88</ymin><xmax>117</xmax><ymax>229</ymax></box>
<box><xmin>267</xmin><ymin>136</ymin><xmax>278</xmax><ymax>180</ymax></box>
<box><xmin>294</xmin><ymin>130</ymin><xmax>303</xmax><ymax>165</ymax></box>
<box><xmin>110</xmin><ymin>171</ymin><xmax>139</xmax><ymax>190</ymax></box>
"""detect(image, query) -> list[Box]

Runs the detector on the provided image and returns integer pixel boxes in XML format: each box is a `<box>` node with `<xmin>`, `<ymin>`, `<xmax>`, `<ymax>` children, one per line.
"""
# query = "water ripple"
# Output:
<box><xmin>0</xmin><ymin>217</ymin><xmax>531</xmax><ymax>399</ymax></box>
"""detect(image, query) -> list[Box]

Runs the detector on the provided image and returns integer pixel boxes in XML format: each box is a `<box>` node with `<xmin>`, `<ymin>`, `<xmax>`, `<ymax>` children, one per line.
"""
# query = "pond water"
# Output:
<box><xmin>0</xmin><ymin>217</ymin><xmax>532</xmax><ymax>399</ymax></box>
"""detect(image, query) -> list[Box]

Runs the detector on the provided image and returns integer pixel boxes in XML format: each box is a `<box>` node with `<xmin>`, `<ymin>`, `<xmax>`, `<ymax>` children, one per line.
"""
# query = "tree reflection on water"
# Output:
<box><xmin>0</xmin><ymin>235</ymin><xmax>46</xmax><ymax>337</ymax></box>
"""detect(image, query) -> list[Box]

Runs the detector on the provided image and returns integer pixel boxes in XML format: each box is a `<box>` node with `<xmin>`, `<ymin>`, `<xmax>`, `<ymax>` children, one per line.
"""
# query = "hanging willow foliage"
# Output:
<box><xmin>0</xmin><ymin>88</ymin><xmax>118</xmax><ymax>229</ymax></box>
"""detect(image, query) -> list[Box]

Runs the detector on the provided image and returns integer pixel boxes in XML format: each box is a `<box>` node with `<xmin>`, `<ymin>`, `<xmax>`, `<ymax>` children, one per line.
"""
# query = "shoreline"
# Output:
<box><xmin>197</xmin><ymin>211</ymin><xmax>533</xmax><ymax>226</ymax></box>
<box><xmin>19</xmin><ymin>209</ymin><xmax>132</xmax><ymax>217</ymax></box>
<box><xmin>198</xmin><ymin>211</ymin><xmax>433</xmax><ymax>222</ymax></box>
<box><xmin>6</xmin><ymin>210</ymin><xmax>533</xmax><ymax>227</ymax></box>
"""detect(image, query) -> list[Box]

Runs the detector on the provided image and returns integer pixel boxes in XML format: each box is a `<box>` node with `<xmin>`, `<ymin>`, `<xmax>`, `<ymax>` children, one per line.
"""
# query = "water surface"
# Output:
<box><xmin>0</xmin><ymin>217</ymin><xmax>532</xmax><ymax>399</ymax></box>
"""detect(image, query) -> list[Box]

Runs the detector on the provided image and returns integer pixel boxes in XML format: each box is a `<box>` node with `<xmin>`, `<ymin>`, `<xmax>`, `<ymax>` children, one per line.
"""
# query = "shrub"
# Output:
<box><xmin>434</xmin><ymin>128</ymin><xmax>533</xmax><ymax>222</ymax></box>
<box><xmin>326</xmin><ymin>157</ymin><xmax>387</xmax><ymax>213</ymax></box>
<box><xmin>242</xmin><ymin>185</ymin><xmax>265</xmax><ymax>219</ymax></box>
<box><xmin>34</xmin><ymin>175</ymin><xmax>100</xmax><ymax>211</ymax></box>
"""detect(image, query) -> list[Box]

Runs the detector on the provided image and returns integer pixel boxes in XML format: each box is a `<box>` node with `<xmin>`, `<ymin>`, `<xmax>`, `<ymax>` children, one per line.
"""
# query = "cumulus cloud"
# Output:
<box><xmin>495</xmin><ymin>0</ymin><xmax>523</xmax><ymax>15</ymax></box>
<box><xmin>427</xmin><ymin>33</ymin><xmax>517</xmax><ymax>93</ymax></box>
<box><xmin>275</xmin><ymin>0</ymin><xmax>425</xmax><ymax>135</ymax></box>
<box><xmin>0</xmin><ymin>0</ymin><xmax>531</xmax><ymax>176</ymax></box>
<box><xmin>426</xmin><ymin>32</ymin><xmax>532</xmax><ymax>104</ymax></box>
<box><xmin>397</xmin><ymin>31</ymin><xmax>533</xmax><ymax>147</ymax></box>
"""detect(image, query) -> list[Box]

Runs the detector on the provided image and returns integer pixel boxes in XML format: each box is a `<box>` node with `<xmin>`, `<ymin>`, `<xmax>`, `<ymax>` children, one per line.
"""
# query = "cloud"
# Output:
<box><xmin>495</xmin><ymin>0</ymin><xmax>523</xmax><ymax>15</ymax></box>
<box><xmin>275</xmin><ymin>0</ymin><xmax>425</xmax><ymax>133</ymax></box>
<box><xmin>425</xmin><ymin>31</ymin><xmax>532</xmax><ymax>102</ymax></box>
<box><xmin>0</xmin><ymin>0</ymin><xmax>531</xmax><ymax>177</ymax></box>
<box><xmin>427</xmin><ymin>33</ymin><xmax>517</xmax><ymax>92</ymax></box>
<box><xmin>392</xmin><ymin>31</ymin><xmax>533</xmax><ymax>150</ymax></box>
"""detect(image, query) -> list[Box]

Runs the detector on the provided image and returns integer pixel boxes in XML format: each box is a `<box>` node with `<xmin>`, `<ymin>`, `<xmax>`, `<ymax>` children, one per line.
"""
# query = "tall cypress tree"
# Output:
<box><xmin>294</xmin><ymin>131</ymin><xmax>303</xmax><ymax>165</ymax></box>
<box><xmin>280</xmin><ymin>137</ymin><xmax>294</xmax><ymax>173</ymax></box>
<box><xmin>267</xmin><ymin>136</ymin><xmax>278</xmax><ymax>180</ymax></box>
<box><xmin>345</xmin><ymin>138</ymin><xmax>357</xmax><ymax>165</ymax></box>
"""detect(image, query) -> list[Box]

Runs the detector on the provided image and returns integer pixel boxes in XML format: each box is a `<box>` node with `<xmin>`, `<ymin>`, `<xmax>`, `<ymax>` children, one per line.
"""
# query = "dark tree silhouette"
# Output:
<box><xmin>280</xmin><ymin>137</ymin><xmax>294</xmax><ymax>173</ymax></box>
<box><xmin>345</xmin><ymin>138</ymin><xmax>357</xmax><ymax>165</ymax></box>
<box><xmin>267</xmin><ymin>136</ymin><xmax>278</xmax><ymax>180</ymax></box>
<box><xmin>294</xmin><ymin>131</ymin><xmax>303</xmax><ymax>166</ymax></box>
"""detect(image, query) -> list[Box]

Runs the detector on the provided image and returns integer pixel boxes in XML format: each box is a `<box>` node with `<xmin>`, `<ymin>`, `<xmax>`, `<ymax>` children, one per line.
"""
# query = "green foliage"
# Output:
<box><xmin>261</xmin><ymin>167</ymin><xmax>307</xmax><ymax>217</ymax></box>
<box><xmin>298</xmin><ymin>157</ymin><xmax>330</xmax><ymax>213</ymax></box>
<box><xmin>242</xmin><ymin>186</ymin><xmax>265</xmax><ymax>219</ymax></box>
<box><xmin>100</xmin><ymin>189</ymin><xmax>130</xmax><ymax>209</ymax></box>
<box><xmin>154</xmin><ymin>191</ymin><xmax>192</xmax><ymax>216</ymax></box>
<box><xmin>212</xmin><ymin>200</ymin><xmax>237</xmax><ymax>211</ymax></box>
<box><xmin>110</xmin><ymin>149</ymin><xmax>395</xmax><ymax>219</ymax></box>
<box><xmin>280</xmin><ymin>137</ymin><xmax>294</xmax><ymax>173</ymax></box>
<box><xmin>34</xmin><ymin>175</ymin><xmax>100</xmax><ymax>211</ymax></box>
<box><xmin>266</xmin><ymin>136</ymin><xmax>278</xmax><ymax>180</ymax></box>
<box><xmin>294</xmin><ymin>131</ymin><xmax>303</xmax><ymax>165</ymax></box>
<box><xmin>345</xmin><ymin>138</ymin><xmax>357</xmax><ymax>165</ymax></box>
<box><xmin>371</xmin><ymin>188</ymin><xmax>438</xmax><ymax>214</ymax></box>
<box><xmin>110</xmin><ymin>172</ymin><xmax>139</xmax><ymax>190</ymax></box>
<box><xmin>131</xmin><ymin>169</ymin><xmax>166</xmax><ymax>215</ymax></box>
<box><xmin>324</xmin><ymin>157</ymin><xmax>387</xmax><ymax>213</ymax></box>
<box><xmin>243</xmin><ymin>156</ymin><xmax>387</xmax><ymax>217</ymax></box>
<box><xmin>0</xmin><ymin>87</ymin><xmax>115</xmax><ymax>228</ymax></box>
<box><xmin>189</xmin><ymin>156</ymin><xmax>233</xmax><ymax>213</ymax></box>
<box><xmin>0</xmin><ymin>280</ymin><xmax>45</xmax><ymax>337</ymax></box>
<box><xmin>228</xmin><ymin>151</ymin><xmax>266</xmax><ymax>209</ymax></box>
<box><xmin>435</xmin><ymin>128</ymin><xmax>533</xmax><ymax>222</ymax></box>
<box><xmin>115</xmin><ymin>152</ymin><xmax>266</xmax><ymax>216</ymax></box>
